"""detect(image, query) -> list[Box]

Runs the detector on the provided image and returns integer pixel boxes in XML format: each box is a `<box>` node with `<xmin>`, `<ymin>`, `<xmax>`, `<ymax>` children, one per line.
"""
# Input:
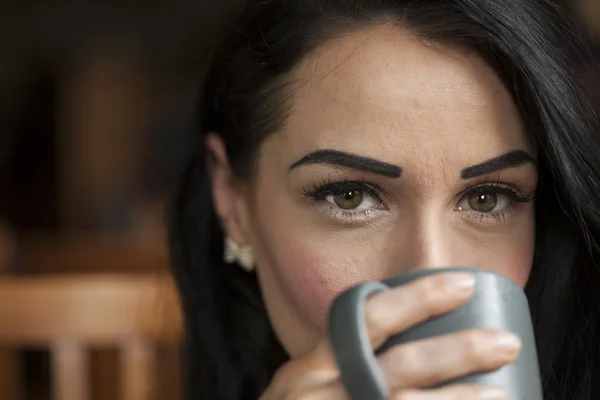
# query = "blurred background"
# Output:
<box><xmin>0</xmin><ymin>1</ymin><xmax>597</xmax><ymax>399</ymax></box>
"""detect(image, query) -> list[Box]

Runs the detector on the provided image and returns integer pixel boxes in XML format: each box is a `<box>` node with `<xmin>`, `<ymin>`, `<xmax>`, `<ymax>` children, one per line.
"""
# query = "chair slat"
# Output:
<box><xmin>0</xmin><ymin>275</ymin><xmax>182</xmax><ymax>345</ymax></box>
<box><xmin>122</xmin><ymin>340</ymin><xmax>155</xmax><ymax>400</ymax></box>
<box><xmin>0</xmin><ymin>274</ymin><xmax>182</xmax><ymax>400</ymax></box>
<box><xmin>52</xmin><ymin>341</ymin><xmax>90</xmax><ymax>400</ymax></box>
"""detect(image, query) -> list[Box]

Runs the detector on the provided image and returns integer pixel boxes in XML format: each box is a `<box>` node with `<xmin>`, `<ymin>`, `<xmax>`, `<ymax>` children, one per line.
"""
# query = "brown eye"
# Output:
<box><xmin>333</xmin><ymin>190</ymin><xmax>364</xmax><ymax>210</ymax></box>
<box><xmin>467</xmin><ymin>191</ymin><xmax>498</xmax><ymax>213</ymax></box>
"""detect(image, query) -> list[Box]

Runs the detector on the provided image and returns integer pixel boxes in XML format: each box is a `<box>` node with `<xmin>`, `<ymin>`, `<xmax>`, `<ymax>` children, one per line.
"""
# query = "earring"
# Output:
<box><xmin>224</xmin><ymin>236</ymin><xmax>255</xmax><ymax>272</ymax></box>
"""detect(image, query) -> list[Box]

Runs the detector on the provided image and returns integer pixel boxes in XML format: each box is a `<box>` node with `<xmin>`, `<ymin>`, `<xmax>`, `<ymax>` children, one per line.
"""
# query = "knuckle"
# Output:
<box><xmin>416</xmin><ymin>276</ymin><xmax>446</xmax><ymax>311</ymax></box>
<box><xmin>364</xmin><ymin>298</ymin><xmax>388</xmax><ymax>332</ymax></box>
<box><xmin>460</xmin><ymin>331</ymin><xmax>488</xmax><ymax>362</ymax></box>
<box><xmin>399</xmin><ymin>343</ymin><xmax>418</xmax><ymax>364</ymax></box>
<box><xmin>388</xmin><ymin>342</ymin><xmax>418</xmax><ymax>367</ymax></box>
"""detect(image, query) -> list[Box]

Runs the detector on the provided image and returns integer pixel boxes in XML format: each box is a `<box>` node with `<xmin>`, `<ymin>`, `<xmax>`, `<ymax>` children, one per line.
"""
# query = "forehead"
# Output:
<box><xmin>266</xmin><ymin>24</ymin><xmax>531</xmax><ymax>171</ymax></box>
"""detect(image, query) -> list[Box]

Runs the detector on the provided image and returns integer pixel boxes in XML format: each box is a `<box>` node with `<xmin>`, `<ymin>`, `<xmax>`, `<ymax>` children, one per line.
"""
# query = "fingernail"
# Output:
<box><xmin>479</xmin><ymin>387</ymin><xmax>505</xmax><ymax>399</ymax></box>
<box><xmin>445</xmin><ymin>272</ymin><xmax>476</xmax><ymax>292</ymax></box>
<box><xmin>495</xmin><ymin>332</ymin><xmax>522</xmax><ymax>352</ymax></box>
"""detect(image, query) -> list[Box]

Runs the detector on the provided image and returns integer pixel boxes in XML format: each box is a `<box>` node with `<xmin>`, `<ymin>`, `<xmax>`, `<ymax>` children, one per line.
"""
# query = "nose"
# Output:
<box><xmin>381</xmin><ymin>204</ymin><xmax>534</xmax><ymax>289</ymax></box>
<box><xmin>389</xmin><ymin>212</ymin><xmax>466</xmax><ymax>275</ymax></box>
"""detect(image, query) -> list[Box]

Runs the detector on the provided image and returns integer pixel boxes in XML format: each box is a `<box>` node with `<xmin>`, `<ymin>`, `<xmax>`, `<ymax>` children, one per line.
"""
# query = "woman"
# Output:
<box><xmin>170</xmin><ymin>0</ymin><xmax>600</xmax><ymax>399</ymax></box>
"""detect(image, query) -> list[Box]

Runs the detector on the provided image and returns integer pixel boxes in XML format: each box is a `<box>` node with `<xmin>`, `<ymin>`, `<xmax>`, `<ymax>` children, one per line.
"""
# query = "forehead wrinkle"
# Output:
<box><xmin>321</xmin><ymin>38</ymin><xmax>370</xmax><ymax>80</ymax></box>
<box><xmin>271</xmin><ymin>25</ymin><xmax>531</xmax><ymax>191</ymax></box>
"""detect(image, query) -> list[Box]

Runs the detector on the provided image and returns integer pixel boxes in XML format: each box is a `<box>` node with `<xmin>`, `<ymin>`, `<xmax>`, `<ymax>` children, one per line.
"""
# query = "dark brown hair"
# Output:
<box><xmin>170</xmin><ymin>1</ymin><xmax>600</xmax><ymax>399</ymax></box>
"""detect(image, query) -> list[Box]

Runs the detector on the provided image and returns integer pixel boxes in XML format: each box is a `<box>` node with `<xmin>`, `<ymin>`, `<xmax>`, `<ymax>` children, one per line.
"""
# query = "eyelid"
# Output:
<box><xmin>463</xmin><ymin>185</ymin><xmax>532</xmax><ymax>203</ymax></box>
<box><xmin>457</xmin><ymin>178</ymin><xmax>535</xmax><ymax>203</ymax></box>
<box><xmin>301</xmin><ymin>178</ymin><xmax>388</xmax><ymax>223</ymax></box>
<box><xmin>455</xmin><ymin>180</ymin><xmax>535</xmax><ymax>227</ymax></box>
<box><xmin>302</xmin><ymin>179</ymin><xmax>384</xmax><ymax>201</ymax></box>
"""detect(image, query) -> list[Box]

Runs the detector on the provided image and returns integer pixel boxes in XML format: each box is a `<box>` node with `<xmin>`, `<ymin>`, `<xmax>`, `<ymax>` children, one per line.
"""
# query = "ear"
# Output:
<box><xmin>205</xmin><ymin>134</ymin><xmax>252</xmax><ymax>246</ymax></box>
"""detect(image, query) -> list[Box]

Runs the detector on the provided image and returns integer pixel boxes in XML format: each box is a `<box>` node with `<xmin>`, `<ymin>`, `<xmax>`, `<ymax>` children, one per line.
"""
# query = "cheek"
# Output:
<box><xmin>504</xmin><ymin>234</ymin><xmax>535</xmax><ymax>288</ymax></box>
<box><xmin>262</xmin><ymin>230</ymin><xmax>536</xmax><ymax>331</ymax></box>
<box><xmin>269</xmin><ymin>241</ymin><xmax>376</xmax><ymax>330</ymax></box>
<box><xmin>475</xmin><ymin>219</ymin><xmax>535</xmax><ymax>288</ymax></box>
<box><xmin>496</xmin><ymin>245</ymin><xmax>533</xmax><ymax>288</ymax></box>
<box><xmin>509</xmin><ymin>216</ymin><xmax>536</xmax><ymax>287</ymax></box>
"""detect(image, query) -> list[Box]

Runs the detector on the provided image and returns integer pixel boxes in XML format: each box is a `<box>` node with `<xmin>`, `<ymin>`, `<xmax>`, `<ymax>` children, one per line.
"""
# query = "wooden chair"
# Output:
<box><xmin>18</xmin><ymin>232</ymin><xmax>168</xmax><ymax>274</ymax></box>
<box><xmin>0</xmin><ymin>274</ymin><xmax>183</xmax><ymax>400</ymax></box>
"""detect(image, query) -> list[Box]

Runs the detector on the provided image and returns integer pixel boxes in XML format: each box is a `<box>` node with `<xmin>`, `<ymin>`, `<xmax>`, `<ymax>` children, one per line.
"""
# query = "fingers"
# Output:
<box><xmin>268</xmin><ymin>354</ymin><xmax>340</xmax><ymax>393</ymax></box>
<box><xmin>269</xmin><ymin>381</ymin><xmax>505</xmax><ymax>400</ymax></box>
<box><xmin>365</xmin><ymin>272</ymin><xmax>476</xmax><ymax>347</ymax></box>
<box><xmin>378</xmin><ymin>329</ymin><xmax>521</xmax><ymax>390</ymax></box>
<box><xmin>281</xmin><ymin>381</ymin><xmax>349</xmax><ymax>399</ymax></box>
<box><xmin>302</xmin><ymin>273</ymin><xmax>477</xmax><ymax>381</ymax></box>
<box><xmin>391</xmin><ymin>385</ymin><xmax>505</xmax><ymax>400</ymax></box>
<box><xmin>270</xmin><ymin>272</ymin><xmax>500</xmax><ymax>400</ymax></box>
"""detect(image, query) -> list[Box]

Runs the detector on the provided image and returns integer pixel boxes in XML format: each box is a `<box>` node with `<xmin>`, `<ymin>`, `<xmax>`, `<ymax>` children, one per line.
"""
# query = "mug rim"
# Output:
<box><xmin>383</xmin><ymin>266</ymin><xmax>520</xmax><ymax>288</ymax></box>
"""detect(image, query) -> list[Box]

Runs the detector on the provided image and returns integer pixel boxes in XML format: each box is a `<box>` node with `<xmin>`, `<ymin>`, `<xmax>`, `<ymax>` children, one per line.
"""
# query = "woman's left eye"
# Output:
<box><xmin>456</xmin><ymin>190</ymin><xmax>510</xmax><ymax>214</ymax></box>
<box><xmin>455</xmin><ymin>183</ymin><xmax>533</xmax><ymax>223</ymax></box>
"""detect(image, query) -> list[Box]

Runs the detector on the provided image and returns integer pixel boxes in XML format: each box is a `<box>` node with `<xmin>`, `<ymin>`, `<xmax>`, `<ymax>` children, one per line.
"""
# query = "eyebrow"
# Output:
<box><xmin>289</xmin><ymin>149</ymin><xmax>402</xmax><ymax>178</ymax></box>
<box><xmin>461</xmin><ymin>150</ymin><xmax>536</xmax><ymax>179</ymax></box>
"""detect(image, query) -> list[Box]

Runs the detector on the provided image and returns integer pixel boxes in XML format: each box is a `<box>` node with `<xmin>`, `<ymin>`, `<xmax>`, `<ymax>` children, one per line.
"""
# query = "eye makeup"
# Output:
<box><xmin>290</xmin><ymin>149</ymin><xmax>402</xmax><ymax>178</ymax></box>
<box><xmin>302</xmin><ymin>177</ymin><xmax>387</xmax><ymax>224</ymax></box>
<box><xmin>300</xmin><ymin>173</ymin><xmax>535</xmax><ymax>227</ymax></box>
<box><xmin>454</xmin><ymin>177</ymin><xmax>535</xmax><ymax>226</ymax></box>
<box><xmin>461</xmin><ymin>150</ymin><xmax>536</xmax><ymax>179</ymax></box>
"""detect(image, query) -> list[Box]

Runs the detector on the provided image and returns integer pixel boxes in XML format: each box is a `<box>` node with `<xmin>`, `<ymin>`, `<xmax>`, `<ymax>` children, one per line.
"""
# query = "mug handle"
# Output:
<box><xmin>329</xmin><ymin>281</ymin><xmax>390</xmax><ymax>400</ymax></box>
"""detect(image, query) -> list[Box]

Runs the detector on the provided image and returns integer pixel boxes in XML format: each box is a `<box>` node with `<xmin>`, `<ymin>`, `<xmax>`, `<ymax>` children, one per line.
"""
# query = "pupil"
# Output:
<box><xmin>468</xmin><ymin>191</ymin><xmax>497</xmax><ymax>212</ymax></box>
<box><xmin>334</xmin><ymin>189</ymin><xmax>363</xmax><ymax>209</ymax></box>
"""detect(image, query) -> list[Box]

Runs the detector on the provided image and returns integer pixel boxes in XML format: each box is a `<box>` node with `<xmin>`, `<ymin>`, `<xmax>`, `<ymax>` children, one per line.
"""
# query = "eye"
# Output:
<box><xmin>456</xmin><ymin>187</ymin><xmax>516</xmax><ymax>214</ymax></box>
<box><xmin>467</xmin><ymin>191</ymin><xmax>503</xmax><ymax>213</ymax></box>
<box><xmin>326</xmin><ymin>188</ymin><xmax>379</xmax><ymax>210</ymax></box>
<box><xmin>302</xmin><ymin>180</ymin><xmax>384</xmax><ymax>214</ymax></box>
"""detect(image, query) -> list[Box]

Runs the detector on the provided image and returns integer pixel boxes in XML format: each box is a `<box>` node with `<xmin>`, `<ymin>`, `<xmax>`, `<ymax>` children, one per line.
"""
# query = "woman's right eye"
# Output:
<box><xmin>326</xmin><ymin>188</ymin><xmax>379</xmax><ymax>210</ymax></box>
<box><xmin>303</xmin><ymin>181</ymin><xmax>385</xmax><ymax>214</ymax></box>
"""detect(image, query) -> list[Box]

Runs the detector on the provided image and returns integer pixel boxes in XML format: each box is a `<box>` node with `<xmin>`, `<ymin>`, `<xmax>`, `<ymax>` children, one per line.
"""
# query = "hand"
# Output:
<box><xmin>259</xmin><ymin>273</ymin><xmax>521</xmax><ymax>399</ymax></box>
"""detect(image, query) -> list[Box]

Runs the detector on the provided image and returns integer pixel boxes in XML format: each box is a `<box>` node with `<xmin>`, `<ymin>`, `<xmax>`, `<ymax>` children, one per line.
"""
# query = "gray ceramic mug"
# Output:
<box><xmin>328</xmin><ymin>267</ymin><xmax>543</xmax><ymax>400</ymax></box>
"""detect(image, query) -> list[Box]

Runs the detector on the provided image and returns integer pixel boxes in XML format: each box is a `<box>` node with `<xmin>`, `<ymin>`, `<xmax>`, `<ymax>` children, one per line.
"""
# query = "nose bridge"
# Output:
<box><xmin>393</xmin><ymin>210</ymin><xmax>455</xmax><ymax>272</ymax></box>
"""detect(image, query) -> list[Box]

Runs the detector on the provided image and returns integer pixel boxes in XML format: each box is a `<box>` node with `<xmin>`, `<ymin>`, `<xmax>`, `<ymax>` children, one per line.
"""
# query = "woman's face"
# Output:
<box><xmin>210</xmin><ymin>25</ymin><xmax>538</xmax><ymax>356</ymax></box>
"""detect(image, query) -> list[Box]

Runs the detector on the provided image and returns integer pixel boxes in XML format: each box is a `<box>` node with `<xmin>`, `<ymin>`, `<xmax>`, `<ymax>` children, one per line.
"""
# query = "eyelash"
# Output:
<box><xmin>302</xmin><ymin>177</ymin><xmax>534</xmax><ymax>225</ymax></box>
<box><xmin>302</xmin><ymin>178</ymin><xmax>385</xmax><ymax>222</ymax></box>
<box><xmin>456</xmin><ymin>177</ymin><xmax>535</xmax><ymax>225</ymax></box>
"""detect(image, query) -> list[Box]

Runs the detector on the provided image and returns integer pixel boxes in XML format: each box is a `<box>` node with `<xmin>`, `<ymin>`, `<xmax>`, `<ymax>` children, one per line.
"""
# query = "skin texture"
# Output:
<box><xmin>208</xmin><ymin>25</ymin><xmax>538</xmax><ymax>359</ymax></box>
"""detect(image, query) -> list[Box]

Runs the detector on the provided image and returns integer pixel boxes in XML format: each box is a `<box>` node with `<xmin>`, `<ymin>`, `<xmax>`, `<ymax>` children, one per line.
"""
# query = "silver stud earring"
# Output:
<box><xmin>223</xmin><ymin>236</ymin><xmax>255</xmax><ymax>272</ymax></box>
